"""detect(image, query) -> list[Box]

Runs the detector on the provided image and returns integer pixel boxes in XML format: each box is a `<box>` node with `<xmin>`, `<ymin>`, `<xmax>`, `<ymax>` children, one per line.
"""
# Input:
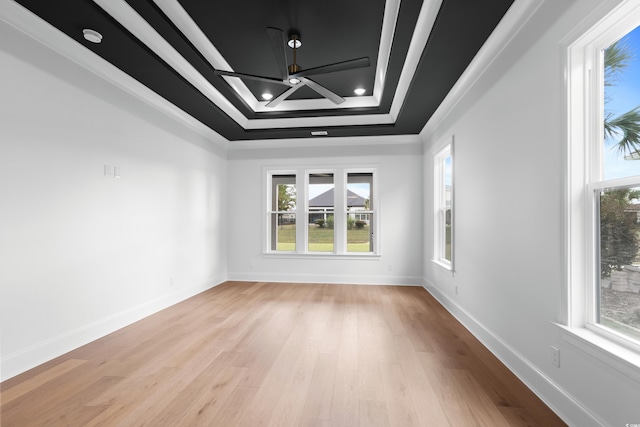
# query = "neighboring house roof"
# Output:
<box><xmin>309</xmin><ymin>188</ymin><xmax>367</xmax><ymax>208</ymax></box>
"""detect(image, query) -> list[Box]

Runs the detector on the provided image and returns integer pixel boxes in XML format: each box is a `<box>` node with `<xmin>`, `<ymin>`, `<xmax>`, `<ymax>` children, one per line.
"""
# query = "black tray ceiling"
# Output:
<box><xmin>15</xmin><ymin>0</ymin><xmax>515</xmax><ymax>141</ymax></box>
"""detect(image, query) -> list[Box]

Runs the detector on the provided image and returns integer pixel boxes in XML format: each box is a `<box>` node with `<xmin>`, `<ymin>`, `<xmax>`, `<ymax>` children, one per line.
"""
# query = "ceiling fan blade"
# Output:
<box><xmin>266</xmin><ymin>27</ymin><xmax>289</xmax><ymax>81</ymax></box>
<box><xmin>300</xmin><ymin>78</ymin><xmax>345</xmax><ymax>105</ymax></box>
<box><xmin>292</xmin><ymin>57</ymin><xmax>370</xmax><ymax>78</ymax></box>
<box><xmin>265</xmin><ymin>84</ymin><xmax>305</xmax><ymax>107</ymax></box>
<box><xmin>214</xmin><ymin>70</ymin><xmax>288</xmax><ymax>85</ymax></box>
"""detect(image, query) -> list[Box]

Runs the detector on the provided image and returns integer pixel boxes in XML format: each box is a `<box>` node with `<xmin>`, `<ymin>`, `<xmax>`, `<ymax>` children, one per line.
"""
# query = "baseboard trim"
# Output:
<box><xmin>422</xmin><ymin>279</ymin><xmax>603</xmax><ymax>427</ymax></box>
<box><xmin>227</xmin><ymin>271</ymin><xmax>422</xmax><ymax>286</ymax></box>
<box><xmin>1</xmin><ymin>275</ymin><xmax>226</xmax><ymax>382</ymax></box>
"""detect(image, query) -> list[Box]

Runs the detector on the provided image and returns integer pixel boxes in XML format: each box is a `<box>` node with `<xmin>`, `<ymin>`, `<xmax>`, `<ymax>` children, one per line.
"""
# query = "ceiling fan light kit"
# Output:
<box><xmin>287</xmin><ymin>33</ymin><xmax>301</xmax><ymax>49</ymax></box>
<box><xmin>214</xmin><ymin>27</ymin><xmax>369</xmax><ymax>107</ymax></box>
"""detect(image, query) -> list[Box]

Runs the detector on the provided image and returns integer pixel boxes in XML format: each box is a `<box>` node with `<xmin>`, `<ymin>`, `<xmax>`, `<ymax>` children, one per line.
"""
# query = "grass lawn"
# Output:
<box><xmin>275</xmin><ymin>224</ymin><xmax>371</xmax><ymax>252</ymax></box>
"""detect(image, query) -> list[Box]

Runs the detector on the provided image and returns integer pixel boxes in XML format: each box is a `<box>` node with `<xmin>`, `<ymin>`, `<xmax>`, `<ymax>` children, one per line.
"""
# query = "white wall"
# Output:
<box><xmin>227</xmin><ymin>141</ymin><xmax>423</xmax><ymax>285</ymax></box>
<box><xmin>422</xmin><ymin>0</ymin><xmax>640</xmax><ymax>425</ymax></box>
<box><xmin>0</xmin><ymin>20</ymin><xmax>228</xmax><ymax>380</ymax></box>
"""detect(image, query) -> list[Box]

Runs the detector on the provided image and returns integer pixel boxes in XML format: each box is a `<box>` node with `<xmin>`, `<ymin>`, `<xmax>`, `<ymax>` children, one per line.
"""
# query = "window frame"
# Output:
<box><xmin>266</xmin><ymin>171</ymin><xmax>299</xmax><ymax>253</ymax></box>
<box><xmin>564</xmin><ymin>0</ymin><xmax>640</xmax><ymax>372</ymax></box>
<box><xmin>433</xmin><ymin>139</ymin><xmax>454</xmax><ymax>272</ymax></box>
<box><xmin>265</xmin><ymin>166</ymin><xmax>380</xmax><ymax>257</ymax></box>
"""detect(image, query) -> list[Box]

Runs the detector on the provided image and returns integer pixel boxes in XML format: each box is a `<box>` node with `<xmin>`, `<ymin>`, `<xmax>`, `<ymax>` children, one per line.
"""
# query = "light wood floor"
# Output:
<box><xmin>1</xmin><ymin>282</ymin><xmax>566</xmax><ymax>426</ymax></box>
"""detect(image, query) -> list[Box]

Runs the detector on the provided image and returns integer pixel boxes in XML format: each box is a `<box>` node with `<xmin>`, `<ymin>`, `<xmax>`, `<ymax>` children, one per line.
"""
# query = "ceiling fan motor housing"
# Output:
<box><xmin>288</xmin><ymin>63</ymin><xmax>300</xmax><ymax>74</ymax></box>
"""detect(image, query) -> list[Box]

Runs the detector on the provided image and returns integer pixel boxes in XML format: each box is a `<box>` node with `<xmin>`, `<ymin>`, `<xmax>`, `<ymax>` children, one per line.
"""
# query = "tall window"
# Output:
<box><xmin>434</xmin><ymin>143</ymin><xmax>453</xmax><ymax>269</ymax></box>
<box><xmin>268</xmin><ymin>173</ymin><xmax>296</xmax><ymax>252</ymax></box>
<box><xmin>567</xmin><ymin>0</ymin><xmax>640</xmax><ymax>352</ymax></box>
<box><xmin>267</xmin><ymin>168</ymin><xmax>378</xmax><ymax>255</ymax></box>
<box><xmin>347</xmin><ymin>173</ymin><xmax>374</xmax><ymax>253</ymax></box>
<box><xmin>308</xmin><ymin>173</ymin><xmax>335</xmax><ymax>252</ymax></box>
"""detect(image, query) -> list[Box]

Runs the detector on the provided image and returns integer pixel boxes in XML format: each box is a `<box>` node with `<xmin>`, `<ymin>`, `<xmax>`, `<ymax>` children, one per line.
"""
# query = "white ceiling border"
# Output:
<box><xmin>0</xmin><ymin>0</ymin><xmax>228</xmax><ymax>146</ymax></box>
<box><xmin>419</xmin><ymin>0</ymin><xmax>545</xmax><ymax>143</ymax></box>
<box><xmin>154</xmin><ymin>0</ymin><xmax>401</xmax><ymax>113</ymax></box>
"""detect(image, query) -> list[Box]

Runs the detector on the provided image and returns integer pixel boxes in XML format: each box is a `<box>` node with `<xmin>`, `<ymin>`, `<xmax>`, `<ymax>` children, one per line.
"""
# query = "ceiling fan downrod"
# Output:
<box><xmin>288</xmin><ymin>33</ymin><xmax>301</xmax><ymax>76</ymax></box>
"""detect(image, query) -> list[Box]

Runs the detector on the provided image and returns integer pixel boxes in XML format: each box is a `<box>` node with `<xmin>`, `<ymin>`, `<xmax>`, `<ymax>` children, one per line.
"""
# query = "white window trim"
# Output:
<box><xmin>264</xmin><ymin>165</ymin><xmax>380</xmax><ymax>257</ymax></box>
<box><xmin>265</xmin><ymin>170</ymin><xmax>298</xmax><ymax>254</ymax></box>
<box><xmin>432</xmin><ymin>137</ymin><xmax>454</xmax><ymax>272</ymax></box>
<box><xmin>562</xmin><ymin>0</ymin><xmax>640</xmax><ymax>378</ymax></box>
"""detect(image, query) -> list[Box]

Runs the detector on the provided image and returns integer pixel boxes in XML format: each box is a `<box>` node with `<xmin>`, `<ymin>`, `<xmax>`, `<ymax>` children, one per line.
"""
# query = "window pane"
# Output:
<box><xmin>445</xmin><ymin>208</ymin><xmax>452</xmax><ymax>261</ymax></box>
<box><xmin>602</xmin><ymin>25</ymin><xmax>640</xmax><ymax>180</ymax></box>
<box><xmin>444</xmin><ymin>156</ymin><xmax>452</xmax><ymax>208</ymax></box>
<box><xmin>347</xmin><ymin>173</ymin><xmax>372</xmax><ymax>210</ymax></box>
<box><xmin>308</xmin><ymin>173</ymin><xmax>334</xmax><ymax>252</ymax></box>
<box><xmin>309</xmin><ymin>212</ymin><xmax>334</xmax><ymax>252</ymax></box>
<box><xmin>271</xmin><ymin>213</ymin><xmax>296</xmax><ymax>251</ymax></box>
<box><xmin>270</xmin><ymin>174</ymin><xmax>296</xmax><ymax>251</ymax></box>
<box><xmin>272</xmin><ymin>175</ymin><xmax>296</xmax><ymax>212</ymax></box>
<box><xmin>598</xmin><ymin>186</ymin><xmax>640</xmax><ymax>341</ymax></box>
<box><xmin>347</xmin><ymin>173</ymin><xmax>373</xmax><ymax>253</ymax></box>
<box><xmin>347</xmin><ymin>212</ymin><xmax>372</xmax><ymax>252</ymax></box>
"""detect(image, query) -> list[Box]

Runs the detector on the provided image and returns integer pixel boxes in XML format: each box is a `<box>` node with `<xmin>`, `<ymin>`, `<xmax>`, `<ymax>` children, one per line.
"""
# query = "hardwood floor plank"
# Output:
<box><xmin>379</xmin><ymin>362</ymin><xmax>421</xmax><ymax>427</ymax></box>
<box><xmin>393</xmin><ymin>335</ymin><xmax>450</xmax><ymax>426</ymax></box>
<box><xmin>417</xmin><ymin>352</ymin><xmax>480</xmax><ymax>426</ymax></box>
<box><xmin>359</xmin><ymin>399</ymin><xmax>391</xmax><ymax>427</ymax></box>
<box><xmin>301</xmin><ymin>353</ymin><xmax>338</xmax><ymax>420</ymax></box>
<box><xmin>0</xmin><ymin>282</ymin><xmax>566</xmax><ymax>427</ymax></box>
<box><xmin>330</xmin><ymin>369</ymin><xmax>359</xmax><ymax>426</ymax></box>
<box><xmin>0</xmin><ymin>358</ymin><xmax>87</xmax><ymax>405</ymax></box>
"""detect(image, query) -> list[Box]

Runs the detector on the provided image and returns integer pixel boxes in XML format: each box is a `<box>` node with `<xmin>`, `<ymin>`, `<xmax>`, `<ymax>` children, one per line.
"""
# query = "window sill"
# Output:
<box><xmin>431</xmin><ymin>259</ymin><xmax>453</xmax><ymax>271</ymax></box>
<box><xmin>263</xmin><ymin>252</ymin><xmax>381</xmax><ymax>260</ymax></box>
<box><xmin>553</xmin><ymin>323</ymin><xmax>640</xmax><ymax>383</ymax></box>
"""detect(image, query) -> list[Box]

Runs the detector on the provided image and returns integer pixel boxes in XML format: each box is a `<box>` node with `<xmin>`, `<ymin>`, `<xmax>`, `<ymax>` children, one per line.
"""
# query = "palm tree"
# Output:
<box><xmin>604</xmin><ymin>38</ymin><xmax>640</xmax><ymax>158</ymax></box>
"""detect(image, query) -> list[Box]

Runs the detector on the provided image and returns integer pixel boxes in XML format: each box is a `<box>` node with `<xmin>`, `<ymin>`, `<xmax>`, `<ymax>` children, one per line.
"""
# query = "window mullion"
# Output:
<box><xmin>334</xmin><ymin>171</ymin><xmax>346</xmax><ymax>254</ymax></box>
<box><xmin>297</xmin><ymin>171</ymin><xmax>307</xmax><ymax>254</ymax></box>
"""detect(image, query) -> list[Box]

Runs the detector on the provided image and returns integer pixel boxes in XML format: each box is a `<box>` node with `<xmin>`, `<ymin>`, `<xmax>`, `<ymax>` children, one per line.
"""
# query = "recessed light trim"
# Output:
<box><xmin>82</xmin><ymin>29</ymin><xmax>103</xmax><ymax>44</ymax></box>
<box><xmin>261</xmin><ymin>93</ymin><xmax>273</xmax><ymax>101</ymax></box>
<box><xmin>289</xmin><ymin>77</ymin><xmax>301</xmax><ymax>85</ymax></box>
<box><xmin>354</xmin><ymin>88</ymin><xmax>366</xmax><ymax>95</ymax></box>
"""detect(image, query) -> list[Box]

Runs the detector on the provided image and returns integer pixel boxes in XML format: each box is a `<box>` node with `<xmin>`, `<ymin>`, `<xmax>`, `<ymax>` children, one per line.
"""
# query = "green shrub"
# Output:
<box><xmin>355</xmin><ymin>220</ymin><xmax>366</xmax><ymax>229</ymax></box>
<box><xmin>315</xmin><ymin>219</ymin><xmax>325</xmax><ymax>228</ymax></box>
<box><xmin>347</xmin><ymin>216</ymin><xmax>355</xmax><ymax>230</ymax></box>
<box><xmin>326</xmin><ymin>215</ymin><xmax>334</xmax><ymax>229</ymax></box>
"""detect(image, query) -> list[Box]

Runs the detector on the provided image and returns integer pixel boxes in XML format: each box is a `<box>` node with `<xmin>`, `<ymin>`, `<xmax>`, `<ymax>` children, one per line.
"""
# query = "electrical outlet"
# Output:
<box><xmin>551</xmin><ymin>346</ymin><xmax>560</xmax><ymax>367</ymax></box>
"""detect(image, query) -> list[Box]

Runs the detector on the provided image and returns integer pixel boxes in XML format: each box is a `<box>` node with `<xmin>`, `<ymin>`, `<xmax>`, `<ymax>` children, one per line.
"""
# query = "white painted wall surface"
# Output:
<box><xmin>423</xmin><ymin>0</ymin><xmax>640</xmax><ymax>425</ymax></box>
<box><xmin>0</xmin><ymin>21</ymin><xmax>228</xmax><ymax>380</ymax></box>
<box><xmin>227</xmin><ymin>142</ymin><xmax>423</xmax><ymax>285</ymax></box>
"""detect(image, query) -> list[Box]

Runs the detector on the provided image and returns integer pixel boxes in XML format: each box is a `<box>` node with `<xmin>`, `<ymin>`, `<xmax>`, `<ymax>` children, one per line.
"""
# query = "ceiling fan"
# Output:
<box><xmin>214</xmin><ymin>27</ymin><xmax>370</xmax><ymax>108</ymax></box>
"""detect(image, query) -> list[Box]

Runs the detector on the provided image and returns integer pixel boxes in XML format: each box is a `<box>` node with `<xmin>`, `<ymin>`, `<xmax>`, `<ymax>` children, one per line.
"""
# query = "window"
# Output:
<box><xmin>434</xmin><ymin>142</ymin><xmax>453</xmax><ymax>270</ymax></box>
<box><xmin>308</xmin><ymin>173</ymin><xmax>335</xmax><ymax>252</ymax></box>
<box><xmin>567</xmin><ymin>0</ymin><xmax>640</xmax><ymax>354</ymax></box>
<box><xmin>268</xmin><ymin>173</ymin><xmax>297</xmax><ymax>252</ymax></box>
<box><xmin>267</xmin><ymin>168</ymin><xmax>378</xmax><ymax>255</ymax></box>
<box><xmin>347</xmin><ymin>173</ymin><xmax>374</xmax><ymax>253</ymax></box>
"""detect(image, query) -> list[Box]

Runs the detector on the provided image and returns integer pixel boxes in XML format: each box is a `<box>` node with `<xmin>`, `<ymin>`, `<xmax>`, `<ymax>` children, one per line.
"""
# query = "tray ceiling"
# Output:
<box><xmin>11</xmin><ymin>0</ymin><xmax>515</xmax><ymax>141</ymax></box>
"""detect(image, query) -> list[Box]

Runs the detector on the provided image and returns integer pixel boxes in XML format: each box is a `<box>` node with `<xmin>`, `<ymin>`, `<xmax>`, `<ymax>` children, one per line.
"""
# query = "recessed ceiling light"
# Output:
<box><xmin>261</xmin><ymin>93</ymin><xmax>273</xmax><ymax>100</ymax></box>
<box><xmin>82</xmin><ymin>29</ymin><xmax>103</xmax><ymax>44</ymax></box>
<box><xmin>354</xmin><ymin>88</ymin><xmax>366</xmax><ymax>96</ymax></box>
<box><xmin>311</xmin><ymin>130</ymin><xmax>328</xmax><ymax>136</ymax></box>
<box><xmin>289</xmin><ymin>77</ymin><xmax>301</xmax><ymax>85</ymax></box>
